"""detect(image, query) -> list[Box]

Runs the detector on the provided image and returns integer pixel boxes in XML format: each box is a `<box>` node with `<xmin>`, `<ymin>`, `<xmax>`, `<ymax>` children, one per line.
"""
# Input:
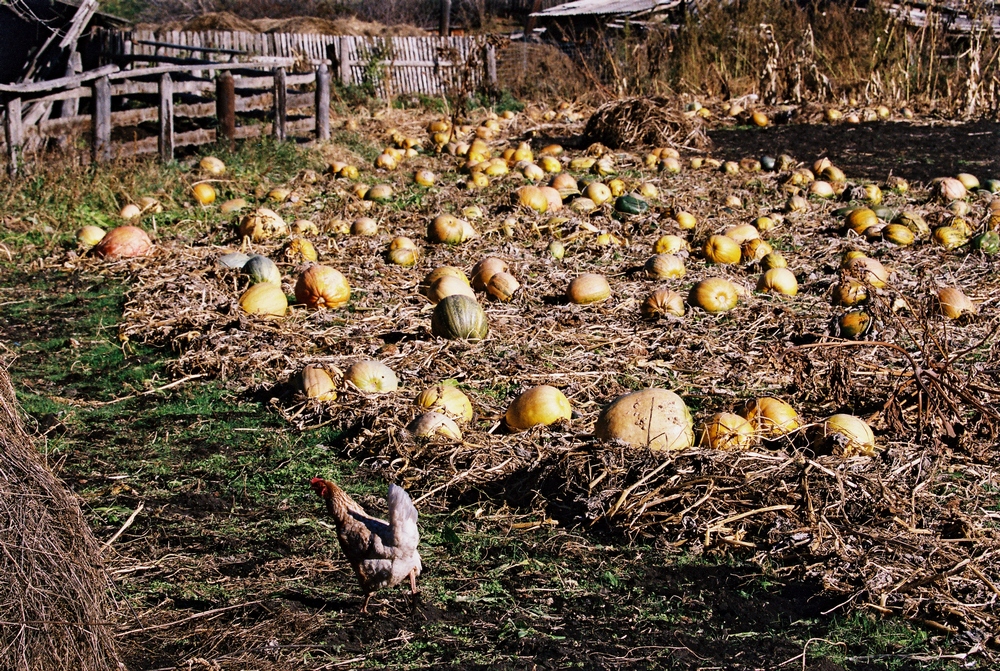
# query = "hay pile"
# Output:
<box><xmin>0</xmin><ymin>366</ymin><xmax>120</xmax><ymax>671</ymax></box>
<box><xmin>585</xmin><ymin>97</ymin><xmax>711</xmax><ymax>150</ymax></box>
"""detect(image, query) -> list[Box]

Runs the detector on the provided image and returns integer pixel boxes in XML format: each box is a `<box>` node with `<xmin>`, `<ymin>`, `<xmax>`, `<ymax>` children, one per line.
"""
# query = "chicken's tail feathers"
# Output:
<box><xmin>387</xmin><ymin>484</ymin><xmax>420</xmax><ymax>552</ymax></box>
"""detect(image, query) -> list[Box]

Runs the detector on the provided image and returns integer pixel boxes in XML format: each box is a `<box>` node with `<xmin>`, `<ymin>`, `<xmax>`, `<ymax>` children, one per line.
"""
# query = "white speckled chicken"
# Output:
<box><xmin>310</xmin><ymin>478</ymin><xmax>422</xmax><ymax>612</ymax></box>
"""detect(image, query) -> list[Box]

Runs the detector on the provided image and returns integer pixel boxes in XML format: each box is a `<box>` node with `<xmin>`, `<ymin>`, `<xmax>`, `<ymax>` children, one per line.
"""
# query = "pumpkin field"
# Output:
<box><xmin>2</xmin><ymin>94</ymin><xmax>1000</xmax><ymax>670</ymax></box>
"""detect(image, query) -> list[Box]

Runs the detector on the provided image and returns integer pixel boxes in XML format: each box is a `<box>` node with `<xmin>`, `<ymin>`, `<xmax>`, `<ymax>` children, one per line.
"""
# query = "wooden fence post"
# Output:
<box><xmin>337</xmin><ymin>36</ymin><xmax>351</xmax><ymax>85</ymax></box>
<box><xmin>216</xmin><ymin>70</ymin><xmax>235</xmax><ymax>151</ymax></box>
<box><xmin>60</xmin><ymin>51</ymin><xmax>83</xmax><ymax>118</ymax></box>
<box><xmin>485</xmin><ymin>43</ymin><xmax>497</xmax><ymax>89</ymax></box>
<box><xmin>158</xmin><ymin>73</ymin><xmax>174</xmax><ymax>162</ymax></box>
<box><xmin>315</xmin><ymin>63</ymin><xmax>330</xmax><ymax>141</ymax></box>
<box><xmin>91</xmin><ymin>75</ymin><xmax>111</xmax><ymax>162</ymax></box>
<box><xmin>273</xmin><ymin>67</ymin><xmax>287</xmax><ymax>142</ymax></box>
<box><xmin>440</xmin><ymin>0</ymin><xmax>451</xmax><ymax>37</ymax></box>
<box><xmin>4</xmin><ymin>97</ymin><xmax>23</xmax><ymax>176</ymax></box>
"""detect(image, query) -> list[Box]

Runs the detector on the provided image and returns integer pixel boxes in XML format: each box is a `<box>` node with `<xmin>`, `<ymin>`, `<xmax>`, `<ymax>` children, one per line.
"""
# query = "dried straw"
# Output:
<box><xmin>584</xmin><ymin>97</ymin><xmax>710</xmax><ymax>150</ymax></box>
<box><xmin>0</xmin><ymin>365</ymin><xmax>120</xmax><ymax>671</ymax></box>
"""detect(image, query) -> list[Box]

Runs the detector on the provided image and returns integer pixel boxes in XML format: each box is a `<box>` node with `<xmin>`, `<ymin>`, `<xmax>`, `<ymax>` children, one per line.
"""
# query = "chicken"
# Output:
<box><xmin>310</xmin><ymin>478</ymin><xmax>422</xmax><ymax>612</ymax></box>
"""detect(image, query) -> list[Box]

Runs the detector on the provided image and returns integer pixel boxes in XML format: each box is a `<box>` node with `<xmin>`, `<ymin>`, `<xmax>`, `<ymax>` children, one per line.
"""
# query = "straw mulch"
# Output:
<box><xmin>585</xmin><ymin>97</ymin><xmax>711</xmax><ymax>150</ymax></box>
<box><xmin>103</xmin><ymin>120</ymin><xmax>1000</xmax><ymax>645</ymax></box>
<box><xmin>0</xmin><ymin>365</ymin><xmax>120</xmax><ymax>671</ymax></box>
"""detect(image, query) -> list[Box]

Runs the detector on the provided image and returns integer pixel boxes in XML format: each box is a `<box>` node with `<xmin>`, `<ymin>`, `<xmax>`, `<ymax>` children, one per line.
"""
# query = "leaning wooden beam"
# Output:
<box><xmin>158</xmin><ymin>73</ymin><xmax>174</xmax><ymax>163</ymax></box>
<box><xmin>0</xmin><ymin>64</ymin><xmax>120</xmax><ymax>94</ymax></box>
<box><xmin>92</xmin><ymin>76</ymin><xmax>112</xmax><ymax>163</ymax></box>
<box><xmin>4</xmin><ymin>98</ymin><xmax>23</xmax><ymax>176</ymax></box>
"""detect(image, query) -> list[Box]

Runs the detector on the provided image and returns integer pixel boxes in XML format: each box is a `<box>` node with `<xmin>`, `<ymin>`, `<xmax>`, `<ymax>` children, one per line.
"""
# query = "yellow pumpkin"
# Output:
<box><xmin>505</xmin><ymin>385</ymin><xmax>572</xmax><ymax>431</ymax></box>
<box><xmin>239</xmin><ymin>283</ymin><xmax>287</xmax><ymax>317</ymax></box>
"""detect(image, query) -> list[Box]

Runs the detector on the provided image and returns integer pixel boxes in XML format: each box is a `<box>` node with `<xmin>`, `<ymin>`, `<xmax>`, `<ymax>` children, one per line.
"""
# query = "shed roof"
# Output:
<box><xmin>530</xmin><ymin>0</ymin><xmax>674</xmax><ymax>17</ymax></box>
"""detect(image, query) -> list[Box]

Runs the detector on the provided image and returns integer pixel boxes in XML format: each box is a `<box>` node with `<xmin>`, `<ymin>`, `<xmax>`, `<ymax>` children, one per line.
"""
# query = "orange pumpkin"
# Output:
<box><xmin>294</xmin><ymin>265</ymin><xmax>351</xmax><ymax>309</ymax></box>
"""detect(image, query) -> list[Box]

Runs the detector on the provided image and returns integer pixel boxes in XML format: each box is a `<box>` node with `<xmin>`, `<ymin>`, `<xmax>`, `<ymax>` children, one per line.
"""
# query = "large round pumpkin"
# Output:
<box><xmin>297</xmin><ymin>365</ymin><xmax>337</xmax><ymax>401</ymax></box>
<box><xmin>239</xmin><ymin>208</ymin><xmax>288</xmax><ymax>242</ymax></box>
<box><xmin>294</xmin><ymin>265</ymin><xmax>350</xmax><ymax>309</ymax></box>
<box><xmin>416</xmin><ymin>384</ymin><xmax>474</xmax><ymax>423</ymax></box>
<box><xmin>92</xmin><ymin>226</ymin><xmax>153</xmax><ymax>258</ymax></box>
<box><xmin>566</xmin><ymin>274</ymin><xmax>610</xmax><ymax>305</ymax></box>
<box><xmin>505</xmin><ymin>385</ymin><xmax>572</xmax><ymax>431</ymax></box>
<box><xmin>239</xmin><ymin>283</ymin><xmax>287</xmax><ymax>317</ymax></box>
<box><xmin>243</xmin><ymin>255</ymin><xmax>281</xmax><ymax>285</ymax></box>
<box><xmin>431</xmin><ymin>294</ymin><xmax>488</xmax><ymax>341</ymax></box>
<box><xmin>344</xmin><ymin>360</ymin><xmax>398</xmax><ymax>393</ymax></box>
<box><xmin>594</xmin><ymin>388</ymin><xmax>694</xmax><ymax>451</ymax></box>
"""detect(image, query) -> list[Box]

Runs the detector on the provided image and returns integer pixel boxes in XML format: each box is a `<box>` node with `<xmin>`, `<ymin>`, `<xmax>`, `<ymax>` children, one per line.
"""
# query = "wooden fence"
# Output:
<box><xmin>121</xmin><ymin>30</ymin><xmax>497</xmax><ymax>97</ymax></box>
<box><xmin>1</xmin><ymin>58</ymin><xmax>331</xmax><ymax>175</ymax></box>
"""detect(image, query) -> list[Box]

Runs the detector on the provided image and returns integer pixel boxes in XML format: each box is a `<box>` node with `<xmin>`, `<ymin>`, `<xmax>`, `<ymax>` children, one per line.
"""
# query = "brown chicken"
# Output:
<box><xmin>310</xmin><ymin>478</ymin><xmax>422</xmax><ymax>612</ymax></box>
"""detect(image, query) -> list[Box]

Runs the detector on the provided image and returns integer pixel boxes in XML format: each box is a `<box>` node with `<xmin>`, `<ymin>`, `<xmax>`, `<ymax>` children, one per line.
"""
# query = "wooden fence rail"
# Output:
<box><xmin>1</xmin><ymin>58</ymin><xmax>332</xmax><ymax>175</ymax></box>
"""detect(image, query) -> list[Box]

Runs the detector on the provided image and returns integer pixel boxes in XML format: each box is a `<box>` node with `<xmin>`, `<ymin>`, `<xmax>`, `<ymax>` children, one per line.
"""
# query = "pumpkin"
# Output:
<box><xmin>268</xmin><ymin>187</ymin><xmax>291</xmax><ymax>203</ymax></box>
<box><xmin>551</xmin><ymin>173</ymin><xmax>580</xmax><ymax>197</ymax></box>
<box><xmin>294</xmin><ymin>265</ymin><xmax>350</xmax><ymax>309</ymax></box>
<box><xmin>641</xmin><ymin>288</ymin><xmax>685</xmax><ymax>319</ymax></box>
<box><xmin>344</xmin><ymin>360</ymin><xmax>398</xmax><ymax>393</ymax></box>
<box><xmin>882</xmin><ymin>224</ymin><xmax>915</xmax><ymax>246</ymax></box>
<box><xmin>365</xmin><ymin>184</ymin><xmax>393</xmax><ymax>204</ymax></box>
<box><xmin>415</xmin><ymin>384</ymin><xmax>473</xmax><ymax>422</ymax></box>
<box><xmin>415</xmin><ymin>170</ymin><xmax>436</xmax><ymax>186</ymax></box>
<box><xmin>539</xmin><ymin>186</ymin><xmax>563</xmax><ymax>212</ymax></box>
<box><xmin>833</xmin><ymin>279</ymin><xmax>867</xmax><ymax>306</ymax></box>
<box><xmin>92</xmin><ymin>226</ymin><xmax>153</xmax><ymax>258</ymax></box>
<box><xmin>296</xmin><ymin>365</ymin><xmax>337</xmax><ymax>401</ymax></box>
<box><xmin>654</xmin><ymin>235</ymin><xmax>688</xmax><ymax>254</ymax></box>
<box><xmin>77</xmin><ymin>225</ymin><xmax>106</xmax><ymax>248</ymax></box>
<box><xmin>428</xmin><ymin>214</ymin><xmax>476</xmax><ymax>244</ymax></box>
<box><xmin>239</xmin><ymin>283</ymin><xmax>287</xmax><ymax>317</ymax></box>
<box><xmin>937</xmin><ymin>287</ymin><xmax>976</xmax><ymax>319</ymax></box>
<box><xmin>844</xmin><ymin>256</ymin><xmax>888</xmax><ymax>288</ymax></box>
<box><xmin>723</xmin><ymin>224</ymin><xmax>759</xmax><ymax>245</ymax></box>
<box><xmin>239</xmin><ymin>208</ymin><xmax>288</xmax><ymax>242</ymax></box>
<box><xmin>674</xmin><ymin>211</ymin><xmax>697</xmax><ymax>229</ymax></box>
<box><xmin>644</xmin><ymin>254</ymin><xmax>686</xmax><ymax>279</ymax></box>
<box><xmin>818</xmin><ymin>414</ymin><xmax>877</xmax><ymax>457</ymax></box>
<box><xmin>547</xmin><ymin>240</ymin><xmax>565</xmax><ymax>260</ymax></box>
<box><xmin>351</xmin><ymin>217</ymin><xmax>378</xmax><ymax>236</ymax></box>
<box><xmin>937</xmin><ymin>177</ymin><xmax>967</xmax><ymax>202</ymax></box>
<box><xmin>839</xmin><ymin>310</ymin><xmax>871</xmax><ymax>338</ymax></box>
<box><xmin>387</xmin><ymin>247</ymin><xmax>419</xmax><ymax>267</ymax></box>
<box><xmin>566</xmin><ymin>274</ymin><xmax>610</xmax><ymax>305</ymax></box>
<box><xmin>739</xmin><ymin>397</ymin><xmax>800</xmax><ymax>437</ymax></box>
<box><xmin>471</xmin><ymin>257</ymin><xmax>508</xmax><ymax>291</ymax></box>
<box><xmin>192</xmin><ymin>183</ymin><xmax>216</xmax><ymax>205</ymax></box>
<box><xmin>421</xmin><ymin>266</ymin><xmax>469</xmax><ymax>295</ymax></box>
<box><xmin>742</xmin><ymin>238</ymin><xmax>773</xmax><ymax>263</ymax></box>
<box><xmin>689</xmin><ymin>278</ymin><xmax>738</xmax><ymax>313</ymax></box>
<box><xmin>700</xmin><ymin>412</ymin><xmax>756</xmax><ymax>451</ymax></box>
<box><xmin>894</xmin><ymin>211</ymin><xmax>930</xmax><ymax>238</ymax></box>
<box><xmin>583</xmin><ymin>182</ymin><xmax>612</xmax><ymax>206</ymax></box>
<box><xmin>431</xmin><ymin>294</ymin><xmax>489</xmax><ymax>341</ymax></box>
<box><xmin>615</xmin><ymin>194</ymin><xmax>648</xmax><ymax>215</ymax></box>
<box><xmin>243</xmin><ymin>255</ymin><xmax>281</xmax><ymax>285</ymax></box>
<box><xmin>932</xmin><ymin>225</ymin><xmax>968</xmax><ymax>250</ymax></box>
<box><xmin>760</xmin><ymin>251</ymin><xmax>787</xmax><ymax>270</ymax></box>
<box><xmin>703</xmin><ymin>235</ymin><xmax>741</xmax><ymax>264</ymax></box>
<box><xmin>407</xmin><ymin>412</ymin><xmax>462</xmax><ymax>440</ymax></box>
<box><xmin>569</xmin><ymin>197</ymin><xmax>598</xmax><ymax>214</ymax></box>
<box><xmin>220</xmin><ymin>198</ymin><xmax>248</xmax><ymax>214</ymax></box>
<box><xmin>505</xmin><ymin>385</ymin><xmax>572</xmax><ymax>431</ymax></box>
<box><xmin>120</xmin><ymin>203</ymin><xmax>141</xmax><ymax>220</ymax></box>
<box><xmin>426</xmin><ymin>275</ymin><xmax>477</xmax><ymax>304</ymax></box>
<box><xmin>516</xmin><ymin>185</ymin><xmax>549</xmax><ymax>213</ymax></box>
<box><xmin>486</xmin><ymin>272</ymin><xmax>520</xmax><ymax>302</ymax></box>
<box><xmin>594</xmin><ymin>388</ymin><xmax>694</xmax><ymax>451</ymax></box>
<box><xmin>972</xmin><ymin>231</ymin><xmax>1000</xmax><ymax>254</ymax></box>
<box><xmin>199</xmin><ymin>156</ymin><xmax>226</xmax><ymax>175</ymax></box>
<box><xmin>757</xmin><ymin>267</ymin><xmax>798</xmax><ymax>296</ymax></box>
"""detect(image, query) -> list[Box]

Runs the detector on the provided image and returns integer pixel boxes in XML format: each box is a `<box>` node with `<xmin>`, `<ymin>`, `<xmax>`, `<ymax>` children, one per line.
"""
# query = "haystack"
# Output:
<box><xmin>0</xmin><ymin>366</ymin><xmax>119</xmax><ymax>671</ymax></box>
<box><xmin>584</xmin><ymin>97</ymin><xmax>710</xmax><ymax>150</ymax></box>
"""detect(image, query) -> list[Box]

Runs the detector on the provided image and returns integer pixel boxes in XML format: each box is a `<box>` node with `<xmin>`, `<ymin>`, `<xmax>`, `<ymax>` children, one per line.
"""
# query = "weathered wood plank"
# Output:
<box><xmin>159</xmin><ymin>73</ymin><xmax>174</xmax><ymax>162</ymax></box>
<box><xmin>273</xmin><ymin>67</ymin><xmax>287</xmax><ymax>142</ymax></box>
<box><xmin>316</xmin><ymin>63</ymin><xmax>330</xmax><ymax>141</ymax></box>
<box><xmin>217</xmin><ymin>70</ymin><xmax>236</xmax><ymax>150</ymax></box>
<box><xmin>92</xmin><ymin>76</ymin><xmax>112</xmax><ymax>162</ymax></box>
<box><xmin>4</xmin><ymin>97</ymin><xmax>23</xmax><ymax>176</ymax></box>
